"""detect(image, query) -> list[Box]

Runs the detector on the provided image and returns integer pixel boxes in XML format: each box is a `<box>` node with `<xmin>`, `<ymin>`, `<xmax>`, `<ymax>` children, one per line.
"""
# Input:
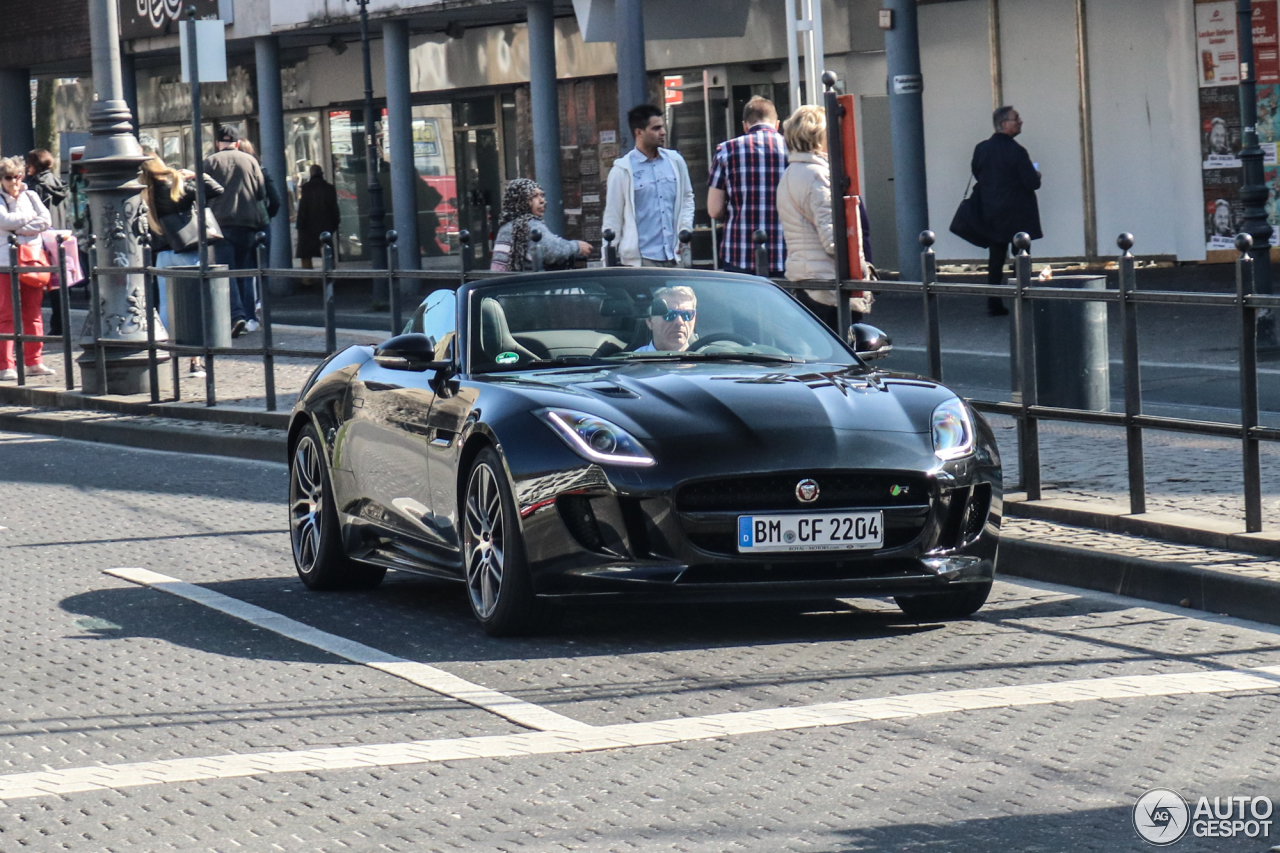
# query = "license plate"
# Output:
<box><xmin>737</xmin><ymin>512</ymin><xmax>884</xmax><ymax>552</ymax></box>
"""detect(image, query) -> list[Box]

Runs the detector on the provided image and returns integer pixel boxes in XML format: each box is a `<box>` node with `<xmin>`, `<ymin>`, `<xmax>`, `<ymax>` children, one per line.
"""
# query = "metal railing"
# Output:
<box><xmin>3</xmin><ymin>225</ymin><xmax>1274</xmax><ymax>533</ymax></box>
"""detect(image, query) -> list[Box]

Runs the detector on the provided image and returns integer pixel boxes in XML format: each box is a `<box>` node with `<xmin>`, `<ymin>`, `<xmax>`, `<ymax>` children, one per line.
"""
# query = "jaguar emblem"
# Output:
<box><xmin>795</xmin><ymin>478</ymin><xmax>819</xmax><ymax>503</ymax></box>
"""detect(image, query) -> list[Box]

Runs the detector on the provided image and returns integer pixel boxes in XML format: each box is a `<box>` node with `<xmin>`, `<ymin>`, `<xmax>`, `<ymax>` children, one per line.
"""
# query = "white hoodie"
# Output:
<box><xmin>0</xmin><ymin>187</ymin><xmax>51</xmax><ymax>247</ymax></box>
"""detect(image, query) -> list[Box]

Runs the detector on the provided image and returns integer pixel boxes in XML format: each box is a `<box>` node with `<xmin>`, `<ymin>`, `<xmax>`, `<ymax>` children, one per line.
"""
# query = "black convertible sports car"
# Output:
<box><xmin>288</xmin><ymin>269</ymin><xmax>1001</xmax><ymax>635</ymax></box>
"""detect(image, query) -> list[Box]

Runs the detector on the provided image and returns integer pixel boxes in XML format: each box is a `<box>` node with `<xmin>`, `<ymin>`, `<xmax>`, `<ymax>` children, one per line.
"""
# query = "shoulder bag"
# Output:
<box><xmin>161</xmin><ymin>207</ymin><xmax>224</xmax><ymax>254</ymax></box>
<box><xmin>949</xmin><ymin>177</ymin><xmax>990</xmax><ymax>249</ymax></box>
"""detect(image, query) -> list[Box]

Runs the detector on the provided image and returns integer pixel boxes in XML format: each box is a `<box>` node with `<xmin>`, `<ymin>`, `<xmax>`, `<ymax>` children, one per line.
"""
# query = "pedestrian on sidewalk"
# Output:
<box><xmin>295</xmin><ymin>164</ymin><xmax>339</xmax><ymax>282</ymax></box>
<box><xmin>0</xmin><ymin>157</ymin><xmax>54</xmax><ymax>381</ymax></box>
<box><xmin>602</xmin><ymin>104</ymin><xmax>695</xmax><ymax>268</ymax></box>
<box><xmin>203</xmin><ymin>125</ymin><xmax>268</xmax><ymax>338</ymax></box>
<box><xmin>707</xmin><ymin>96</ymin><xmax>788</xmax><ymax>276</ymax></box>
<box><xmin>776</xmin><ymin>106</ymin><xmax>872</xmax><ymax>332</ymax></box>
<box><xmin>140</xmin><ymin>155</ymin><xmax>225</xmax><ymax>378</ymax></box>
<box><xmin>490</xmin><ymin>179</ymin><xmax>591</xmax><ymax>272</ymax></box>
<box><xmin>25</xmin><ymin>149</ymin><xmax>69</xmax><ymax>336</ymax></box>
<box><xmin>971</xmin><ymin>105</ymin><xmax>1042</xmax><ymax>316</ymax></box>
<box><xmin>236</xmin><ymin>139</ymin><xmax>281</xmax><ymax>326</ymax></box>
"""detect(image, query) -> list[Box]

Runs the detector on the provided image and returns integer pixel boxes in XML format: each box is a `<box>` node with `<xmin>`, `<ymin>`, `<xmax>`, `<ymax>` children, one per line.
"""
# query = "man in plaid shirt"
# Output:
<box><xmin>708</xmin><ymin>96</ymin><xmax>788</xmax><ymax>276</ymax></box>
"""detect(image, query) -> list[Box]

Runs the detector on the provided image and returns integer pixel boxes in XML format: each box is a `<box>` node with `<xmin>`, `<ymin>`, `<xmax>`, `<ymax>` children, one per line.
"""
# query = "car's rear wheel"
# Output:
<box><xmin>463</xmin><ymin>447</ymin><xmax>541</xmax><ymax>636</ymax></box>
<box><xmin>895</xmin><ymin>582</ymin><xmax>991</xmax><ymax>621</ymax></box>
<box><xmin>290</xmin><ymin>425</ymin><xmax>386</xmax><ymax>591</ymax></box>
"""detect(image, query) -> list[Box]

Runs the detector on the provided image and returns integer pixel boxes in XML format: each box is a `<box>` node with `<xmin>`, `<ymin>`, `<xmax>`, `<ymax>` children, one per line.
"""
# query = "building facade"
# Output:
<box><xmin>0</xmin><ymin>0</ymin><xmax>1261</xmax><ymax>271</ymax></box>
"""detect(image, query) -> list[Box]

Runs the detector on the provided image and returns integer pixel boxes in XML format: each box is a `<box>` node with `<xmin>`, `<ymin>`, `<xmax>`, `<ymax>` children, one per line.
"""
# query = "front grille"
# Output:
<box><xmin>676</xmin><ymin>471</ymin><xmax>932</xmax><ymax>513</ymax></box>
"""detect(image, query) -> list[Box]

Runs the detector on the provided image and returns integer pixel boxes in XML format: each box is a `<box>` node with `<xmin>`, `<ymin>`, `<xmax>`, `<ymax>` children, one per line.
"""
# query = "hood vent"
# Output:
<box><xmin>581</xmin><ymin>380</ymin><xmax>639</xmax><ymax>399</ymax></box>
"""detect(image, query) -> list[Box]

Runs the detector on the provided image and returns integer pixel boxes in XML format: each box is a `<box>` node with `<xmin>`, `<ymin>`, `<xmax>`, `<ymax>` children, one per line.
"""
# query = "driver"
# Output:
<box><xmin>637</xmin><ymin>285</ymin><xmax>697</xmax><ymax>352</ymax></box>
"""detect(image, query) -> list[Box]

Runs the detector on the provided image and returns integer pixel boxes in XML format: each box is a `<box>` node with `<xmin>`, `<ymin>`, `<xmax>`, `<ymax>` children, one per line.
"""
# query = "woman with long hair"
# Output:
<box><xmin>139</xmin><ymin>156</ymin><xmax>224</xmax><ymax>377</ymax></box>
<box><xmin>490</xmin><ymin>178</ymin><xmax>591</xmax><ymax>271</ymax></box>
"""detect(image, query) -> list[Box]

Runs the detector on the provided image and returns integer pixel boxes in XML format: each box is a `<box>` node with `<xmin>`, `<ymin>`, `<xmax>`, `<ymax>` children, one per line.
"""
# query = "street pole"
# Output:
<box><xmin>884</xmin><ymin>0</ymin><xmax>929</xmax><ymax>282</ymax></box>
<box><xmin>357</xmin><ymin>0</ymin><xmax>388</xmax><ymax>305</ymax></box>
<box><xmin>615</xmin><ymin>0</ymin><xmax>647</xmax><ymax>153</ymax></box>
<box><xmin>1238</xmin><ymin>0</ymin><xmax>1277</xmax><ymax>347</ymax></box>
<box><xmin>78</xmin><ymin>0</ymin><xmax>169</xmax><ymax>394</ymax></box>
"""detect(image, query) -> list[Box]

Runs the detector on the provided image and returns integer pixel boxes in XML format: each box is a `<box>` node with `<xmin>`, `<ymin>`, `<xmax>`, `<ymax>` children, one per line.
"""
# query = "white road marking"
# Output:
<box><xmin>1</xmin><ymin>664</ymin><xmax>1276</xmax><ymax>801</ymax></box>
<box><xmin>105</xmin><ymin>568</ymin><xmax>592</xmax><ymax>734</ymax></box>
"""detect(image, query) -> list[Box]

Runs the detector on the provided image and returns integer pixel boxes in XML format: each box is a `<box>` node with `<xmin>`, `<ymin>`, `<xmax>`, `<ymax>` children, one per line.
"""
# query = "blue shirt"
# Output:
<box><xmin>630</xmin><ymin>148</ymin><xmax>677</xmax><ymax>261</ymax></box>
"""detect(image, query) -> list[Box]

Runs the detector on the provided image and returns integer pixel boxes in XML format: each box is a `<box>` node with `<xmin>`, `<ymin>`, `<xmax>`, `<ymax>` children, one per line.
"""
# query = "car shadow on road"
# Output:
<box><xmin>60</xmin><ymin>571</ymin><xmax>946</xmax><ymax>666</ymax></box>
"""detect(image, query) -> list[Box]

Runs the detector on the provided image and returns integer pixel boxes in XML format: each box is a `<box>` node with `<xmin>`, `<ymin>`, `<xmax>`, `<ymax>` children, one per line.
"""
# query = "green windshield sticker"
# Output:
<box><xmin>496</xmin><ymin>352</ymin><xmax>520</xmax><ymax>365</ymax></box>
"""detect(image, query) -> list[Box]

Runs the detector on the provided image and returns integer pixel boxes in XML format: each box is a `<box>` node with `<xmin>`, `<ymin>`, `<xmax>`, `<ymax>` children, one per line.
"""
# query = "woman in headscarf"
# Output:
<box><xmin>490</xmin><ymin>178</ymin><xmax>591</xmax><ymax>271</ymax></box>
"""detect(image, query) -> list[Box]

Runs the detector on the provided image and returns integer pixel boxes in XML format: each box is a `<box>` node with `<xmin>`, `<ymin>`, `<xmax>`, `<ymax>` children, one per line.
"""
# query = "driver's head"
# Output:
<box><xmin>646</xmin><ymin>286</ymin><xmax>697</xmax><ymax>351</ymax></box>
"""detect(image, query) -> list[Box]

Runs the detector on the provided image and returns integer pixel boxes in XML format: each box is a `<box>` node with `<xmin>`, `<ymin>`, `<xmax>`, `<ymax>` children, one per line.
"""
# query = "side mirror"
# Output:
<box><xmin>374</xmin><ymin>333</ymin><xmax>452</xmax><ymax>372</ymax></box>
<box><xmin>851</xmin><ymin>323</ymin><xmax>893</xmax><ymax>361</ymax></box>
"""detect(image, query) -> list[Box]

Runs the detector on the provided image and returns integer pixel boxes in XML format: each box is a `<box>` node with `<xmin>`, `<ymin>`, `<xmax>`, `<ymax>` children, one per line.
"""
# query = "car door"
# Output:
<box><xmin>346</xmin><ymin>291</ymin><xmax>458</xmax><ymax>557</ymax></box>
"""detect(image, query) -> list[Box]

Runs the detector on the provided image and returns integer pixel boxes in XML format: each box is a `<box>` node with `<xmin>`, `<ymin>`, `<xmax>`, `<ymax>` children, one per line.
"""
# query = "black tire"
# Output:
<box><xmin>290</xmin><ymin>425</ymin><xmax>386</xmax><ymax>591</ymax></box>
<box><xmin>895</xmin><ymin>582</ymin><xmax>992</xmax><ymax>621</ymax></box>
<box><xmin>462</xmin><ymin>447</ymin><xmax>542</xmax><ymax>636</ymax></box>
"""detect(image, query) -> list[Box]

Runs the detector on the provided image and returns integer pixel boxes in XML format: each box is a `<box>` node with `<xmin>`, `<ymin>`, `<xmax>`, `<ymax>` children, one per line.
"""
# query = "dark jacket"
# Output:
<box><xmin>149</xmin><ymin>175</ymin><xmax>224</xmax><ymax>254</ymax></box>
<box><xmin>263</xmin><ymin>169</ymin><xmax>282</xmax><ymax>220</ymax></box>
<box><xmin>202</xmin><ymin>148</ymin><xmax>267</xmax><ymax>230</ymax></box>
<box><xmin>28</xmin><ymin>169</ymin><xmax>67</xmax><ymax>229</ymax></box>
<box><xmin>295</xmin><ymin>176</ymin><xmax>340</xmax><ymax>259</ymax></box>
<box><xmin>971</xmin><ymin>132</ymin><xmax>1042</xmax><ymax>243</ymax></box>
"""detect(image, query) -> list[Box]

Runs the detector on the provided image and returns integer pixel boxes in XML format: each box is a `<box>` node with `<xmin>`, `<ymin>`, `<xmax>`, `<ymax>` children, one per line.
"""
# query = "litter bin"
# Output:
<box><xmin>165</xmin><ymin>264</ymin><xmax>231</xmax><ymax>349</ymax></box>
<box><xmin>1030</xmin><ymin>274</ymin><xmax>1109</xmax><ymax>411</ymax></box>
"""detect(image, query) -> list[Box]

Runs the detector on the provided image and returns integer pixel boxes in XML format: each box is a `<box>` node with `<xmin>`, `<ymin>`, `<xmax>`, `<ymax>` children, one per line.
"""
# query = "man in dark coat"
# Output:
<box><xmin>972</xmin><ymin>106</ymin><xmax>1041</xmax><ymax>316</ymax></box>
<box><xmin>295</xmin><ymin>164</ymin><xmax>340</xmax><ymax>280</ymax></box>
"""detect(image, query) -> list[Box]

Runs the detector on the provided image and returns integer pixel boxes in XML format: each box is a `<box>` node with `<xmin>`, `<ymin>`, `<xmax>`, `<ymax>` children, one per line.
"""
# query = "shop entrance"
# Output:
<box><xmin>451</xmin><ymin>95</ymin><xmax>504</xmax><ymax>269</ymax></box>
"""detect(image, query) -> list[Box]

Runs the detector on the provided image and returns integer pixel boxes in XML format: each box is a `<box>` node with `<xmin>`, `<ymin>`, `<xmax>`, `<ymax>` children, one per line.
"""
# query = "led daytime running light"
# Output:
<box><xmin>540</xmin><ymin>409</ymin><xmax>655</xmax><ymax>467</ymax></box>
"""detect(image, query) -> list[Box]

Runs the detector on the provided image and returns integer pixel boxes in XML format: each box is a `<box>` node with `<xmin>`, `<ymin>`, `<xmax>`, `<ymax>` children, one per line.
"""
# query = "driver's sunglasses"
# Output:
<box><xmin>659</xmin><ymin>309</ymin><xmax>696</xmax><ymax>322</ymax></box>
<box><xmin>0</xmin><ymin>176</ymin><xmax>19</xmax><ymax>181</ymax></box>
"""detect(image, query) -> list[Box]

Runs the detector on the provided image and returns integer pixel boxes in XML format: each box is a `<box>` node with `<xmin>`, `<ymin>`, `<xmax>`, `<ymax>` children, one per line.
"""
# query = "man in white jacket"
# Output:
<box><xmin>602</xmin><ymin>105</ymin><xmax>695</xmax><ymax>267</ymax></box>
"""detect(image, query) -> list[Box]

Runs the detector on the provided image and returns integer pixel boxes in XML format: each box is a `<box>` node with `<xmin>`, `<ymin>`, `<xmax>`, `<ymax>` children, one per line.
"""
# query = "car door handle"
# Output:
<box><xmin>431</xmin><ymin>429</ymin><xmax>456</xmax><ymax>448</ymax></box>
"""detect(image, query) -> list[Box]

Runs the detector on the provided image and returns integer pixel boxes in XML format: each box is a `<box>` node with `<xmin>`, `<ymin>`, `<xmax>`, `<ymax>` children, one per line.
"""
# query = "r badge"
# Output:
<box><xmin>795</xmin><ymin>478</ymin><xmax>820</xmax><ymax>503</ymax></box>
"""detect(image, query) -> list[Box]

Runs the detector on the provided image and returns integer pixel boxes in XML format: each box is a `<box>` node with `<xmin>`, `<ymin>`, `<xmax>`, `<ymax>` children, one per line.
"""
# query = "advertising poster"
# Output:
<box><xmin>1198</xmin><ymin>1</ymin><xmax>1241</xmax><ymax>86</ymax></box>
<box><xmin>1257</xmin><ymin>1</ymin><xmax>1280</xmax><ymax>84</ymax></box>
<box><xmin>1200</xmin><ymin>86</ymin><xmax>1242</xmax><ymax>169</ymax></box>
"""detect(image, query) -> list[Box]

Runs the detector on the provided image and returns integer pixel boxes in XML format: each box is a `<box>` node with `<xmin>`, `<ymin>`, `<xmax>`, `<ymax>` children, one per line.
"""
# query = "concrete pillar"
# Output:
<box><xmin>121</xmin><ymin>52</ymin><xmax>139</xmax><ymax>138</ymax></box>
<box><xmin>884</xmin><ymin>0</ymin><xmax>929</xmax><ymax>282</ymax></box>
<box><xmin>615</xmin><ymin>0</ymin><xmax>647</xmax><ymax>151</ymax></box>
<box><xmin>255</xmin><ymin>36</ymin><xmax>293</xmax><ymax>294</ymax></box>
<box><xmin>527</xmin><ymin>0</ymin><xmax>564</xmax><ymax>235</ymax></box>
<box><xmin>0</xmin><ymin>69</ymin><xmax>34</xmax><ymax>158</ymax></box>
<box><xmin>383</xmin><ymin>19</ymin><xmax>420</xmax><ymax>272</ymax></box>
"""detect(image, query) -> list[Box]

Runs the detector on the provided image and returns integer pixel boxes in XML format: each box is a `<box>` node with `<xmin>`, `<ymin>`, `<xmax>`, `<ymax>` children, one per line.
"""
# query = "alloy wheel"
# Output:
<box><xmin>290</xmin><ymin>436</ymin><xmax>324</xmax><ymax>573</ymax></box>
<box><xmin>465</xmin><ymin>462</ymin><xmax>505</xmax><ymax>619</ymax></box>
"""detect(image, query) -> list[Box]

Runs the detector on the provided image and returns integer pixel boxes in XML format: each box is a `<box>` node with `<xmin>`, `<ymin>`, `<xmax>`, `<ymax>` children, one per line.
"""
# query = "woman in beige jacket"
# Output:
<box><xmin>775</xmin><ymin>105</ymin><xmax>871</xmax><ymax>331</ymax></box>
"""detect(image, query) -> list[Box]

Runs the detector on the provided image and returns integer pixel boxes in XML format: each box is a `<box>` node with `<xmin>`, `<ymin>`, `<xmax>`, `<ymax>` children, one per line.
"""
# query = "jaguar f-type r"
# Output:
<box><xmin>287</xmin><ymin>269</ymin><xmax>1001</xmax><ymax>635</ymax></box>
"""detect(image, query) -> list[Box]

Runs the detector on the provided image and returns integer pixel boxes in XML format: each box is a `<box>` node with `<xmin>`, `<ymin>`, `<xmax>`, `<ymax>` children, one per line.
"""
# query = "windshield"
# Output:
<box><xmin>468</xmin><ymin>274</ymin><xmax>857</xmax><ymax>373</ymax></box>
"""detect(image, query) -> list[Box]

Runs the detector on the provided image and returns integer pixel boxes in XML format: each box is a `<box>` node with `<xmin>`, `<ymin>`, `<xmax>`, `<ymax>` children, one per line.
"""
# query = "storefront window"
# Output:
<box><xmin>285</xmin><ymin>113</ymin><xmax>323</xmax><ymax>224</ymax></box>
<box><xmin>410</xmin><ymin>104</ymin><xmax>458</xmax><ymax>261</ymax></box>
<box><xmin>328</xmin><ymin>107</ymin><xmax>390</xmax><ymax>263</ymax></box>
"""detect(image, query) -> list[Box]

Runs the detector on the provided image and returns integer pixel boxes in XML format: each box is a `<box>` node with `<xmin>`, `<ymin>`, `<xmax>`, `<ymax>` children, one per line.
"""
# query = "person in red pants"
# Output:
<box><xmin>0</xmin><ymin>156</ymin><xmax>53</xmax><ymax>380</ymax></box>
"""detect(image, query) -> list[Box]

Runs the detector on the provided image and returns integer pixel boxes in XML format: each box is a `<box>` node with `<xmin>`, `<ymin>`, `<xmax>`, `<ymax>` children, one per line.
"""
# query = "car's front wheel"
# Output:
<box><xmin>290</xmin><ymin>425</ymin><xmax>386</xmax><ymax>591</ymax></box>
<box><xmin>463</xmin><ymin>447</ymin><xmax>541</xmax><ymax>636</ymax></box>
<box><xmin>895</xmin><ymin>582</ymin><xmax>991</xmax><ymax>621</ymax></box>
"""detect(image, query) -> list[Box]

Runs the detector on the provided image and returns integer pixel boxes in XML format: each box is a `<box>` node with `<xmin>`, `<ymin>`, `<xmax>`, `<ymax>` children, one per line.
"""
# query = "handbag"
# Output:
<box><xmin>949</xmin><ymin>177</ymin><xmax>991</xmax><ymax>249</ymax></box>
<box><xmin>16</xmin><ymin>240</ymin><xmax>51</xmax><ymax>288</ymax></box>
<box><xmin>161</xmin><ymin>207</ymin><xmax>224</xmax><ymax>254</ymax></box>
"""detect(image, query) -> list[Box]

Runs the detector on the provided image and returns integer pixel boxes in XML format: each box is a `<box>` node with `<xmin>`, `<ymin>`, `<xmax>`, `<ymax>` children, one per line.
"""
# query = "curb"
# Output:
<box><xmin>0</xmin><ymin>383</ymin><xmax>290</xmax><ymax>430</ymax></box>
<box><xmin>998</xmin><ymin>537</ymin><xmax>1280</xmax><ymax>628</ymax></box>
<box><xmin>0</xmin><ymin>409</ymin><xmax>286</xmax><ymax>464</ymax></box>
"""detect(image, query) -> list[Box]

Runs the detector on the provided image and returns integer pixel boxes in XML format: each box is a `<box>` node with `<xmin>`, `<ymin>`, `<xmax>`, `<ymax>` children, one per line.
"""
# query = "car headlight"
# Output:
<box><xmin>537</xmin><ymin>408</ymin><xmax>655</xmax><ymax>467</ymax></box>
<box><xmin>931</xmin><ymin>397</ymin><xmax>974</xmax><ymax>460</ymax></box>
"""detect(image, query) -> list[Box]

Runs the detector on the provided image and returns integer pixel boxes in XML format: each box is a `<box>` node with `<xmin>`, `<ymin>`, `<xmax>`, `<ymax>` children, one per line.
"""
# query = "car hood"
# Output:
<box><xmin>487</xmin><ymin>362</ymin><xmax>960</xmax><ymax>472</ymax></box>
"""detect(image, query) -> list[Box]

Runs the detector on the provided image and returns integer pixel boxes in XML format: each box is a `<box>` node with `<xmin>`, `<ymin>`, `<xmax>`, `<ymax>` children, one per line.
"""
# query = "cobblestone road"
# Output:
<box><xmin>1</xmin><ymin>432</ymin><xmax>1279</xmax><ymax>851</ymax></box>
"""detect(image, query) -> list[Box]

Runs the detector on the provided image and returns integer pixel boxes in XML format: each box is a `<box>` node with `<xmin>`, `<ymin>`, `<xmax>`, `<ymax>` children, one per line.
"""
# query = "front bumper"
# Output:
<box><xmin>515</xmin><ymin>462</ymin><xmax>1001</xmax><ymax>602</ymax></box>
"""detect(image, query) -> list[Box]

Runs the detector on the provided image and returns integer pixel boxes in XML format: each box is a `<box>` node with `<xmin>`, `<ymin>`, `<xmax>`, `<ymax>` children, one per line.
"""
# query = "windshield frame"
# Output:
<box><xmin>460</xmin><ymin>270</ymin><xmax>860</xmax><ymax>376</ymax></box>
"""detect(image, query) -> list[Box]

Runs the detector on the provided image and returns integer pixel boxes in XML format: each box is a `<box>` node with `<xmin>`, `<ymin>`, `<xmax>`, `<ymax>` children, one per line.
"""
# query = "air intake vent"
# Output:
<box><xmin>581</xmin><ymin>381</ymin><xmax>639</xmax><ymax>399</ymax></box>
<box><xmin>557</xmin><ymin>494</ymin><xmax>606</xmax><ymax>552</ymax></box>
<box><xmin>958</xmin><ymin>483</ymin><xmax>992</xmax><ymax>546</ymax></box>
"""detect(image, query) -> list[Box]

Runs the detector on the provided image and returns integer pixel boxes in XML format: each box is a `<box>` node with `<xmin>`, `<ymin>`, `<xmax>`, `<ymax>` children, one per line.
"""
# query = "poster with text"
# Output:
<box><xmin>1256</xmin><ymin>1</ymin><xmax>1280</xmax><ymax>84</ymax></box>
<box><xmin>1200</xmin><ymin>86</ymin><xmax>1244</xmax><ymax>168</ymax></box>
<box><xmin>1204</xmin><ymin>168</ymin><xmax>1244</xmax><ymax>250</ymax></box>
<box><xmin>1198</xmin><ymin>1</ymin><xmax>1241</xmax><ymax>87</ymax></box>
